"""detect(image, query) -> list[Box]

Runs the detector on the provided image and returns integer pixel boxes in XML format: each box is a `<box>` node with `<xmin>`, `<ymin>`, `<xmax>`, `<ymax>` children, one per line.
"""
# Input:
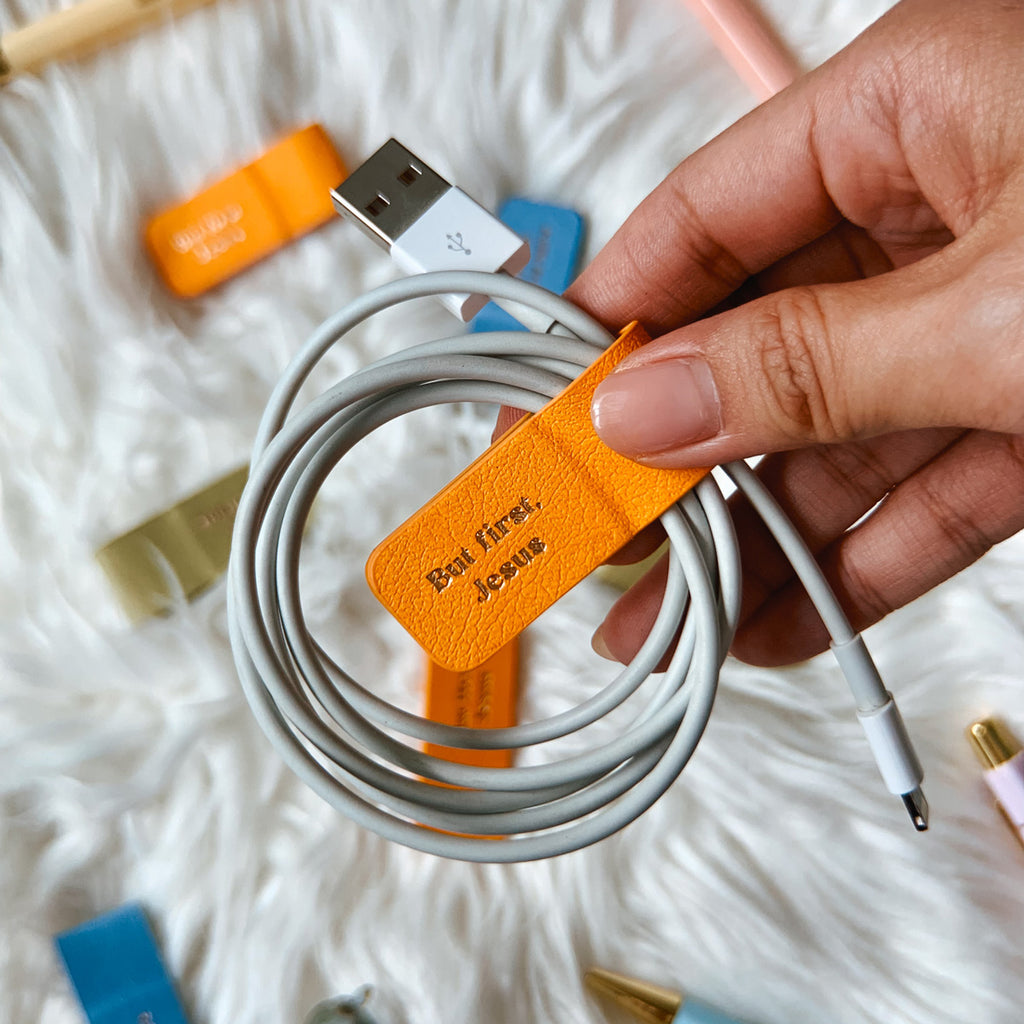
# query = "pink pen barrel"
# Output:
<box><xmin>680</xmin><ymin>0</ymin><xmax>800</xmax><ymax>100</ymax></box>
<box><xmin>969</xmin><ymin>718</ymin><xmax>1024</xmax><ymax>851</ymax></box>
<box><xmin>983</xmin><ymin>752</ymin><xmax>1024</xmax><ymax>845</ymax></box>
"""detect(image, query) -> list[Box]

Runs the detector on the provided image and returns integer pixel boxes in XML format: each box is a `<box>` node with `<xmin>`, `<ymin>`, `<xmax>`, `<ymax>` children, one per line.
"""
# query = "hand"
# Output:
<box><xmin>566</xmin><ymin>0</ymin><xmax>1024</xmax><ymax>666</ymax></box>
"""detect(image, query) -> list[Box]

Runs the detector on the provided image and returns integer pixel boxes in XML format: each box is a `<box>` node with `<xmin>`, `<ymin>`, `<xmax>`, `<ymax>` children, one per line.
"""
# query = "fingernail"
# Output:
<box><xmin>591</xmin><ymin>358</ymin><xmax>721</xmax><ymax>458</ymax></box>
<box><xmin>591</xmin><ymin>628</ymin><xmax>616</xmax><ymax>662</ymax></box>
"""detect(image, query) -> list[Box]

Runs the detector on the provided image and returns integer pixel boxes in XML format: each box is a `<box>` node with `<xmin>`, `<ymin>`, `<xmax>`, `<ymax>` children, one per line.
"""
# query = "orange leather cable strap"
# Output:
<box><xmin>368</xmin><ymin>322</ymin><xmax>709</xmax><ymax>670</ymax></box>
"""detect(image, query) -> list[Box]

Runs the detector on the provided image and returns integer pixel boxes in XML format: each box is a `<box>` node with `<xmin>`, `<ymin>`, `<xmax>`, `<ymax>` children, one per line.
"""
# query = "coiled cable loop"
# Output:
<box><xmin>227</xmin><ymin>271</ymin><xmax>877</xmax><ymax>861</ymax></box>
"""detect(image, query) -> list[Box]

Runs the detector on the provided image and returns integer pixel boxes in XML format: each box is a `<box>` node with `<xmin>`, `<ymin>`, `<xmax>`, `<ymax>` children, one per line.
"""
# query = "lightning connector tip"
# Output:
<box><xmin>902</xmin><ymin>787</ymin><xmax>929</xmax><ymax>831</ymax></box>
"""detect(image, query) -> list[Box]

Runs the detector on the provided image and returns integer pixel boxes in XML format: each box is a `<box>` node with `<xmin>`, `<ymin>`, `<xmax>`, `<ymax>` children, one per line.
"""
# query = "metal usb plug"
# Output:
<box><xmin>330</xmin><ymin>138</ymin><xmax>450</xmax><ymax>248</ymax></box>
<box><xmin>330</xmin><ymin>138</ymin><xmax>530</xmax><ymax>321</ymax></box>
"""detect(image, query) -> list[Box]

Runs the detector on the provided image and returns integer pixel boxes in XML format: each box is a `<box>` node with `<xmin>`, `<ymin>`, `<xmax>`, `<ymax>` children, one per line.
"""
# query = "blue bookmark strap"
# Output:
<box><xmin>55</xmin><ymin>904</ymin><xmax>190</xmax><ymax>1024</ymax></box>
<box><xmin>470</xmin><ymin>197</ymin><xmax>585</xmax><ymax>333</ymax></box>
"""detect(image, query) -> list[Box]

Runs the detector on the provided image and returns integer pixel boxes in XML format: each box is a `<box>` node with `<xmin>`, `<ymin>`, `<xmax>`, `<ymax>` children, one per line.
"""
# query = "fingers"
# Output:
<box><xmin>594</xmin><ymin>429</ymin><xmax>1024</xmax><ymax>668</ymax></box>
<box><xmin>496</xmin><ymin>2</ymin><xmax>978</xmax><ymax>444</ymax></box>
<box><xmin>735</xmin><ymin>430</ymin><xmax>1024</xmax><ymax>665</ymax></box>
<box><xmin>591</xmin><ymin>554</ymin><xmax>671</xmax><ymax>667</ymax></box>
<box><xmin>753</xmin><ymin>221</ymin><xmax>893</xmax><ymax>294</ymax></box>
<box><xmin>577</xmin><ymin>0</ymin><xmax>1024</xmax><ymax>463</ymax></box>
<box><xmin>728</xmin><ymin>428</ymin><xmax>964</xmax><ymax>614</ymax></box>
<box><xmin>492</xmin><ymin>404</ymin><xmax>526</xmax><ymax>443</ymax></box>
<box><xmin>562</xmin><ymin>0</ymin><xmax>970</xmax><ymax>333</ymax></box>
<box><xmin>591</xmin><ymin>427</ymin><xmax>961</xmax><ymax>666</ymax></box>
<box><xmin>591</xmin><ymin>227</ymin><xmax>1024</xmax><ymax>466</ymax></box>
<box><xmin>563</xmin><ymin>78</ymin><xmax>838</xmax><ymax>332</ymax></box>
<box><xmin>496</xmin><ymin>206</ymin><xmax>895</xmax><ymax>448</ymax></box>
<box><xmin>604</xmin><ymin>522</ymin><xmax>665</xmax><ymax>566</ymax></box>
<box><xmin>566</xmin><ymin>0</ymin><xmax>1024</xmax><ymax>668</ymax></box>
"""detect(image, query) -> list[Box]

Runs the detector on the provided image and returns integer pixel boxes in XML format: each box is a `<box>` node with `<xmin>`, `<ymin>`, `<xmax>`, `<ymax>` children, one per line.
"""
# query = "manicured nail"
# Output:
<box><xmin>591</xmin><ymin>358</ymin><xmax>721</xmax><ymax>458</ymax></box>
<box><xmin>591</xmin><ymin>628</ymin><xmax>616</xmax><ymax>662</ymax></box>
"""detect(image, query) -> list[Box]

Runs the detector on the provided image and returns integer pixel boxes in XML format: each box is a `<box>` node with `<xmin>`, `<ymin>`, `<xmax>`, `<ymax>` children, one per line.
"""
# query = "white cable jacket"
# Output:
<box><xmin>227</xmin><ymin>269</ymin><xmax>923</xmax><ymax>862</ymax></box>
<box><xmin>390</xmin><ymin>189</ymin><xmax>530</xmax><ymax>320</ymax></box>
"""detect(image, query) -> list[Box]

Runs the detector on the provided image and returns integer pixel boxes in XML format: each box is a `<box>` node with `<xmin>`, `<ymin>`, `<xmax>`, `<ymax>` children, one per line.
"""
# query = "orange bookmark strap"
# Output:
<box><xmin>367</xmin><ymin>322</ymin><xmax>709</xmax><ymax>671</ymax></box>
<box><xmin>424</xmin><ymin>639</ymin><xmax>519</xmax><ymax>769</ymax></box>
<box><xmin>145</xmin><ymin>124</ymin><xmax>346</xmax><ymax>297</ymax></box>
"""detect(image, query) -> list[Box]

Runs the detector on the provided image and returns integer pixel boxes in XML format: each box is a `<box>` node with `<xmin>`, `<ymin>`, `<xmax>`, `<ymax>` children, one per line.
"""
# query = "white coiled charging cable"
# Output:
<box><xmin>227</xmin><ymin>269</ymin><xmax>926</xmax><ymax>862</ymax></box>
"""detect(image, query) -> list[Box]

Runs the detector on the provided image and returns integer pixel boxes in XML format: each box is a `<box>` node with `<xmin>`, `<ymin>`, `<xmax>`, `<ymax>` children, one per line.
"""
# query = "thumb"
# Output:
<box><xmin>589</xmin><ymin>248</ymin><xmax>1022</xmax><ymax>466</ymax></box>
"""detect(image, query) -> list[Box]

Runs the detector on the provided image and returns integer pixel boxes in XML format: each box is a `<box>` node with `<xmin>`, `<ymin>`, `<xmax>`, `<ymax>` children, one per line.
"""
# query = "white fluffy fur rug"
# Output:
<box><xmin>3</xmin><ymin>1</ymin><xmax>1023</xmax><ymax>1022</ymax></box>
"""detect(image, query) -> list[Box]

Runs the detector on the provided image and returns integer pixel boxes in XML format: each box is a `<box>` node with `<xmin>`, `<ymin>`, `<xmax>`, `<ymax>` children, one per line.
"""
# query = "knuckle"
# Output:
<box><xmin>615</xmin><ymin>187</ymin><xmax>750</xmax><ymax>329</ymax></box>
<box><xmin>838</xmin><ymin>556</ymin><xmax>897</xmax><ymax>628</ymax></box>
<box><xmin>814</xmin><ymin>442</ymin><xmax>897</xmax><ymax>509</ymax></box>
<box><xmin>995</xmin><ymin>434</ymin><xmax>1024</xmax><ymax>521</ymax></box>
<box><xmin>914</xmin><ymin>473</ymin><xmax>994</xmax><ymax>566</ymax></box>
<box><xmin>661</xmin><ymin>182</ymin><xmax>750</xmax><ymax>297</ymax></box>
<box><xmin>616</xmin><ymin>231</ymin><xmax>693</xmax><ymax>327</ymax></box>
<box><xmin>1004</xmin><ymin>433</ymin><xmax>1024</xmax><ymax>477</ymax></box>
<box><xmin>754</xmin><ymin>287</ymin><xmax>846</xmax><ymax>444</ymax></box>
<box><xmin>957</xmin><ymin>246</ymin><xmax>1024</xmax><ymax>432</ymax></box>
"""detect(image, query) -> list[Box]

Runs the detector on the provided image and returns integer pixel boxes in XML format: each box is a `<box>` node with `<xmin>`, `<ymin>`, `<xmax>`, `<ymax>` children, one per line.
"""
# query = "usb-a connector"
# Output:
<box><xmin>331</xmin><ymin>139</ymin><xmax>529</xmax><ymax>320</ymax></box>
<box><xmin>331</xmin><ymin>138</ymin><xmax>450</xmax><ymax>246</ymax></box>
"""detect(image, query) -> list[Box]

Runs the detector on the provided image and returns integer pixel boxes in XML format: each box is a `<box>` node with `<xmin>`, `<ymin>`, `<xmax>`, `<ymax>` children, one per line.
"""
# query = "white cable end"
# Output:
<box><xmin>331</xmin><ymin>140</ymin><xmax>529</xmax><ymax>322</ymax></box>
<box><xmin>857</xmin><ymin>696</ymin><xmax>924</xmax><ymax>797</ymax></box>
<box><xmin>391</xmin><ymin>187</ymin><xmax>529</xmax><ymax>320</ymax></box>
<box><xmin>832</xmin><ymin>633</ymin><xmax>928</xmax><ymax>830</ymax></box>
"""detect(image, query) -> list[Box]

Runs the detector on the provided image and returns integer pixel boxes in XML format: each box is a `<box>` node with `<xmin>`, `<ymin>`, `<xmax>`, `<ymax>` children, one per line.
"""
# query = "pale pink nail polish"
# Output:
<box><xmin>591</xmin><ymin>628</ymin><xmax>616</xmax><ymax>662</ymax></box>
<box><xmin>591</xmin><ymin>358</ymin><xmax>722</xmax><ymax>458</ymax></box>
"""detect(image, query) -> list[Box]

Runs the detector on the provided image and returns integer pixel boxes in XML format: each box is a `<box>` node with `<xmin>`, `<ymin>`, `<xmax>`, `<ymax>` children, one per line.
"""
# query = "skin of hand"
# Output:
<box><xmin>500</xmin><ymin>0</ymin><xmax>1024</xmax><ymax>667</ymax></box>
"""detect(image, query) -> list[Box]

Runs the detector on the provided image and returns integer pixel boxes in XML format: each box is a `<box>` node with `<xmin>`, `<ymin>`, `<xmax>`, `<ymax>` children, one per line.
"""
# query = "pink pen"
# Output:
<box><xmin>968</xmin><ymin>718</ymin><xmax>1024</xmax><ymax>851</ymax></box>
<box><xmin>681</xmin><ymin>0</ymin><xmax>800</xmax><ymax>101</ymax></box>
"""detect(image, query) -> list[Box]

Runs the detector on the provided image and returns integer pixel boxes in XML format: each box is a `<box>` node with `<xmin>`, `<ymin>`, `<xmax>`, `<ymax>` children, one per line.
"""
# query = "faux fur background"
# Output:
<box><xmin>3</xmin><ymin>1</ymin><xmax>1023</xmax><ymax>1022</ymax></box>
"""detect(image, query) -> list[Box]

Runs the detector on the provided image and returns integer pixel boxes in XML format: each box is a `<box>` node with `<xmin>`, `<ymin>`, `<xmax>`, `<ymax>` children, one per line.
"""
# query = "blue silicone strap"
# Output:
<box><xmin>676</xmin><ymin>996</ymin><xmax>747</xmax><ymax>1024</ymax></box>
<box><xmin>471</xmin><ymin>197</ymin><xmax>584</xmax><ymax>333</ymax></box>
<box><xmin>54</xmin><ymin>904</ymin><xmax>190</xmax><ymax>1024</ymax></box>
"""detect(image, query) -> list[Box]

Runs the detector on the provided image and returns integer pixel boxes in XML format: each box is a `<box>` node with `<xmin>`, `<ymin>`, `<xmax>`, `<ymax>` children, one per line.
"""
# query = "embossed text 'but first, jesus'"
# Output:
<box><xmin>425</xmin><ymin>496</ymin><xmax>547</xmax><ymax>603</ymax></box>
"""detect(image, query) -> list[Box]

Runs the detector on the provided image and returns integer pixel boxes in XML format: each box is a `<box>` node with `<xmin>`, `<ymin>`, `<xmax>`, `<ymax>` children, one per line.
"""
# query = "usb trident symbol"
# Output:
<box><xmin>446</xmin><ymin>232</ymin><xmax>472</xmax><ymax>255</ymax></box>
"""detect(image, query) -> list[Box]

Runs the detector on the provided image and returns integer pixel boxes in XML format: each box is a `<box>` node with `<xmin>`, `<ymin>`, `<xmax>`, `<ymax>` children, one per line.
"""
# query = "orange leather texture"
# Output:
<box><xmin>144</xmin><ymin>124</ymin><xmax>346</xmax><ymax>297</ymax></box>
<box><xmin>367</xmin><ymin>322</ymin><xmax>709</xmax><ymax>670</ymax></box>
<box><xmin>423</xmin><ymin>639</ymin><xmax>519</xmax><ymax>768</ymax></box>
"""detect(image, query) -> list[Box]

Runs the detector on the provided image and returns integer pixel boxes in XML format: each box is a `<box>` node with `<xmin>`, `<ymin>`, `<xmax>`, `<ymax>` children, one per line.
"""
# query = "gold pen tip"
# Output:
<box><xmin>585</xmin><ymin>967</ymin><xmax>682</xmax><ymax>1024</ymax></box>
<box><xmin>968</xmin><ymin>718</ymin><xmax>1020</xmax><ymax>769</ymax></box>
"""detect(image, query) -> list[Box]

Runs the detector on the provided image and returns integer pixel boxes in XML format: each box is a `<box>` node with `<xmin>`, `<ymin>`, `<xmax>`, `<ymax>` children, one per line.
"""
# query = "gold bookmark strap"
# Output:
<box><xmin>96</xmin><ymin>466</ymin><xmax>247</xmax><ymax>622</ymax></box>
